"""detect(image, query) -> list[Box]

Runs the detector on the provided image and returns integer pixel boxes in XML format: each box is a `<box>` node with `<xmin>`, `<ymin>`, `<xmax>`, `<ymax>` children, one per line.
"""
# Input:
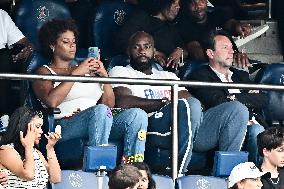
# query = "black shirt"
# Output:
<box><xmin>114</xmin><ymin>10</ymin><xmax>184</xmax><ymax>56</ymax></box>
<box><xmin>176</xmin><ymin>10</ymin><xmax>229</xmax><ymax>45</ymax></box>
<box><xmin>261</xmin><ymin>169</ymin><xmax>284</xmax><ymax>189</ymax></box>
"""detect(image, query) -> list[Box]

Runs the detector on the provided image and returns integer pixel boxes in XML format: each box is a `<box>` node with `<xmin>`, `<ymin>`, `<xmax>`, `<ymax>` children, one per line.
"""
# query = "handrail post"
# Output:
<box><xmin>268</xmin><ymin>0</ymin><xmax>272</xmax><ymax>19</ymax></box>
<box><xmin>171</xmin><ymin>84</ymin><xmax>179</xmax><ymax>181</ymax></box>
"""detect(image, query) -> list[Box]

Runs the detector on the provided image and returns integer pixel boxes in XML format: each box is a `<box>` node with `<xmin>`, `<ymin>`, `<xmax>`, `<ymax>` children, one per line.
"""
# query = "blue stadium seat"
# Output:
<box><xmin>51</xmin><ymin>170</ymin><xmax>109</xmax><ymax>189</ymax></box>
<box><xmin>15</xmin><ymin>0</ymin><xmax>71</xmax><ymax>48</ymax></box>
<box><xmin>83</xmin><ymin>145</ymin><xmax>117</xmax><ymax>172</ymax></box>
<box><xmin>255</xmin><ymin>63</ymin><xmax>284</xmax><ymax>126</ymax></box>
<box><xmin>178</xmin><ymin>60</ymin><xmax>209</xmax><ymax>81</ymax></box>
<box><xmin>91</xmin><ymin>1</ymin><xmax>134</xmax><ymax>62</ymax></box>
<box><xmin>24</xmin><ymin>51</ymin><xmax>122</xmax><ymax>170</ymax></box>
<box><xmin>144</xmin><ymin>147</ymin><xmax>208</xmax><ymax>176</ymax></box>
<box><xmin>176</xmin><ymin>175</ymin><xmax>228</xmax><ymax>189</ymax></box>
<box><xmin>152</xmin><ymin>175</ymin><xmax>174</xmax><ymax>189</ymax></box>
<box><xmin>212</xmin><ymin>151</ymin><xmax>248</xmax><ymax>177</ymax></box>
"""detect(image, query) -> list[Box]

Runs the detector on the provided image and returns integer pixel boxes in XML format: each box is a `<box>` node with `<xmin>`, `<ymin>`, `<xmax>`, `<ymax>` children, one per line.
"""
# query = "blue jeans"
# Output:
<box><xmin>185</xmin><ymin>101</ymin><xmax>249</xmax><ymax>172</ymax></box>
<box><xmin>56</xmin><ymin>104</ymin><xmax>113</xmax><ymax>146</ymax></box>
<box><xmin>243</xmin><ymin>123</ymin><xmax>264</xmax><ymax>165</ymax></box>
<box><xmin>110</xmin><ymin>108</ymin><xmax>148</xmax><ymax>162</ymax></box>
<box><xmin>147</xmin><ymin>97</ymin><xmax>202</xmax><ymax>174</ymax></box>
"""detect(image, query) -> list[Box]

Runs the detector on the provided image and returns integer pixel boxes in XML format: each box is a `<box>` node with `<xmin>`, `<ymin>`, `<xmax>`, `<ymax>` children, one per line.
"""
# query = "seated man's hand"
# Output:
<box><xmin>235</xmin><ymin>23</ymin><xmax>252</xmax><ymax>38</ymax></box>
<box><xmin>233</xmin><ymin>52</ymin><xmax>252</xmax><ymax>69</ymax></box>
<box><xmin>154</xmin><ymin>51</ymin><xmax>167</xmax><ymax>67</ymax></box>
<box><xmin>0</xmin><ymin>172</ymin><xmax>8</xmax><ymax>186</ymax></box>
<box><xmin>166</xmin><ymin>47</ymin><xmax>184</xmax><ymax>70</ymax></box>
<box><xmin>12</xmin><ymin>45</ymin><xmax>33</xmax><ymax>63</ymax></box>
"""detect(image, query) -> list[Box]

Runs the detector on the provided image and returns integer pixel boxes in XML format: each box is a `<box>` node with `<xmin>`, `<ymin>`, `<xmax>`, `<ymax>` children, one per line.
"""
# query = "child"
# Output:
<box><xmin>257</xmin><ymin>127</ymin><xmax>284</xmax><ymax>189</ymax></box>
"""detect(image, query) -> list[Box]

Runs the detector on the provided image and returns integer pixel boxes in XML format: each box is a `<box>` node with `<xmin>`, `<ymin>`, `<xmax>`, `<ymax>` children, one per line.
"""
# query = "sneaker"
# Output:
<box><xmin>233</xmin><ymin>24</ymin><xmax>269</xmax><ymax>48</ymax></box>
<box><xmin>0</xmin><ymin>115</ymin><xmax>9</xmax><ymax>132</ymax></box>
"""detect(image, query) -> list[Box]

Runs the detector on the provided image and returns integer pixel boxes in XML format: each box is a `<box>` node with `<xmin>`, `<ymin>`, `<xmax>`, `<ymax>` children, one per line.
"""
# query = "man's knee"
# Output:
<box><xmin>224</xmin><ymin>101</ymin><xmax>249</xmax><ymax>120</ymax></box>
<box><xmin>247</xmin><ymin>124</ymin><xmax>265</xmax><ymax>138</ymax></box>
<box><xmin>186</xmin><ymin>96</ymin><xmax>202</xmax><ymax>117</ymax></box>
<box><xmin>123</xmin><ymin>108</ymin><xmax>148</xmax><ymax>129</ymax></box>
<box><xmin>88</xmin><ymin>104</ymin><xmax>112</xmax><ymax>119</ymax></box>
<box><xmin>93</xmin><ymin>104</ymin><xmax>110</xmax><ymax>112</ymax></box>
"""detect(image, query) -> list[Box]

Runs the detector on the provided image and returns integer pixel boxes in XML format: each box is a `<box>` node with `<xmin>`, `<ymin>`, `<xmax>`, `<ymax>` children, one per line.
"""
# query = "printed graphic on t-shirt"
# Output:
<box><xmin>143</xmin><ymin>88</ymin><xmax>171</xmax><ymax>99</ymax></box>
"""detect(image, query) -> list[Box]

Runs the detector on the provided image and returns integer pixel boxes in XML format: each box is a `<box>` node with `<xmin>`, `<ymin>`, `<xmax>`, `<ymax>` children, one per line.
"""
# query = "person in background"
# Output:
<box><xmin>257</xmin><ymin>127</ymin><xmax>284</xmax><ymax>189</ymax></box>
<box><xmin>228</xmin><ymin>162</ymin><xmax>268</xmax><ymax>189</ymax></box>
<box><xmin>0</xmin><ymin>9</ymin><xmax>33</xmax><ymax>126</ymax></box>
<box><xmin>109</xmin><ymin>164</ymin><xmax>142</xmax><ymax>189</ymax></box>
<box><xmin>133</xmin><ymin>162</ymin><xmax>156</xmax><ymax>189</ymax></box>
<box><xmin>114</xmin><ymin>0</ymin><xmax>188</xmax><ymax>71</ymax></box>
<box><xmin>33</xmin><ymin>19</ymin><xmax>147</xmax><ymax>163</ymax></box>
<box><xmin>0</xmin><ymin>106</ymin><xmax>61</xmax><ymax>188</ymax></box>
<box><xmin>176</xmin><ymin>0</ymin><xmax>253</xmax><ymax>67</ymax></box>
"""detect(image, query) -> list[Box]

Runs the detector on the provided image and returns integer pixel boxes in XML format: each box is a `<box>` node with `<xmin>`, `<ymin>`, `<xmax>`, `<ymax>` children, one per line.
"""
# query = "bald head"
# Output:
<box><xmin>128</xmin><ymin>31</ymin><xmax>154</xmax><ymax>47</ymax></box>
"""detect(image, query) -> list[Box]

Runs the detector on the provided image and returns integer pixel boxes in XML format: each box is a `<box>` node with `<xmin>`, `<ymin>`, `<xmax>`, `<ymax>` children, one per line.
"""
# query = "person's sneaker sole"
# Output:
<box><xmin>233</xmin><ymin>24</ymin><xmax>269</xmax><ymax>48</ymax></box>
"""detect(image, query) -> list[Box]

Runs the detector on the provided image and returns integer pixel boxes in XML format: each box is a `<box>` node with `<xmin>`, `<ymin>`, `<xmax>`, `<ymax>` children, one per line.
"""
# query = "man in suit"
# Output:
<box><xmin>187</xmin><ymin>29</ymin><xmax>266</xmax><ymax>164</ymax></box>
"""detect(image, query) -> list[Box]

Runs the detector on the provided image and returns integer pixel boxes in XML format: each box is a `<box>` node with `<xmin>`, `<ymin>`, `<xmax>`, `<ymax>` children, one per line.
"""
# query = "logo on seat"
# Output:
<box><xmin>37</xmin><ymin>6</ymin><xmax>49</xmax><ymax>21</ymax></box>
<box><xmin>197</xmin><ymin>178</ymin><xmax>210</xmax><ymax>189</ymax></box>
<box><xmin>113</xmin><ymin>10</ymin><xmax>126</xmax><ymax>25</ymax></box>
<box><xmin>69</xmin><ymin>172</ymin><xmax>83</xmax><ymax>187</ymax></box>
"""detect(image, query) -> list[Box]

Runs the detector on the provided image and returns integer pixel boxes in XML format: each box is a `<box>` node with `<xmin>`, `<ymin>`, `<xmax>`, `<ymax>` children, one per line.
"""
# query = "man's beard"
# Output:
<box><xmin>130</xmin><ymin>55</ymin><xmax>154</xmax><ymax>72</ymax></box>
<box><xmin>190</xmin><ymin>11</ymin><xmax>207</xmax><ymax>23</ymax></box>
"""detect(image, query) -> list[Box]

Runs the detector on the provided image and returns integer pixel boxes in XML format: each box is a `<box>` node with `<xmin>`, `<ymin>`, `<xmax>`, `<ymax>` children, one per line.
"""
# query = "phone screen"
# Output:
<box><xmin>88</xmin><ymin>47</ymin><xmax>99</xmax><ymax>60</ymax></box>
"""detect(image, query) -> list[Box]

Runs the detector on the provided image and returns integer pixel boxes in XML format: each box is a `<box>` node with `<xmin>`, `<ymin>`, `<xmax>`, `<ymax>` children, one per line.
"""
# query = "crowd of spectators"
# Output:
<box><xmin>0</xmin><ymin>0</ymin><xmax>283</xmax><ymax>188</ymax></box>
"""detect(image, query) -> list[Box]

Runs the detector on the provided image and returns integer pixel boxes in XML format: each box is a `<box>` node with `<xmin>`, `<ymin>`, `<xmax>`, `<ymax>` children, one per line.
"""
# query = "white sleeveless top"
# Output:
<box><xmin>0</xmin><ymin>144</ymin><xmax>49</xmax><ymax>189</ymax></box>
<box><xmin>43</xmin><ymin>65</ymin><xmax>103</xmax><ymax>119</ymax></box>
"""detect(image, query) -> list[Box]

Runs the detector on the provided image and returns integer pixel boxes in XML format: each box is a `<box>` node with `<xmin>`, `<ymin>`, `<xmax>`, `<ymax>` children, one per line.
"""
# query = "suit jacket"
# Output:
<box><xmin>187</xmin><ymin>65</ymin><xmax>268</xmax><ymax>112</ymax></box>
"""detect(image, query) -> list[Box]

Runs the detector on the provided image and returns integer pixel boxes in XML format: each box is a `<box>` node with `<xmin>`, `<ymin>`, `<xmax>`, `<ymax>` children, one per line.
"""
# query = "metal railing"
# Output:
<box><xmin>1</xmin><ymin>73</ymin><xmax>284</xmax><ymax>180</ymax></box>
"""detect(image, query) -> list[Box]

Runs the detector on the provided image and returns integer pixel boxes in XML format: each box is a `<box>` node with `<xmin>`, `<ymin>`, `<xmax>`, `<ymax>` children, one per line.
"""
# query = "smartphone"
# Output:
<box><xmin>88</xmin><ymin>47</ymin><xmax>100</xmax><ymax>60</ymax></box>
<box><xmin>55</xmin><ymin>125</ymin><xmax>61</xmax><ymax>135</ymax></box>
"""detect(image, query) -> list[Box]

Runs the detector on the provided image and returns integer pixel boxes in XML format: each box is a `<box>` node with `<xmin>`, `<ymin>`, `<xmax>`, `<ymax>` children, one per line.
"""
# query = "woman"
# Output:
<box><xmin>133</xmin><ymin>162</ymin><xmax>156</xmax><ymax>189</ymax></box>
<box><xmin>228</xmin><ymin>162</ymin><xmax>267</xmax><ymax>189</ymax></box>
<box><xmin>33</xmin><ymin>19</ymin><xmax>148</xmax><ymax>163</ymax></box>
<box><xmin>0</xmin><ymin>106</ymin><xmax>61</xmax><ymax>188</ymax></box>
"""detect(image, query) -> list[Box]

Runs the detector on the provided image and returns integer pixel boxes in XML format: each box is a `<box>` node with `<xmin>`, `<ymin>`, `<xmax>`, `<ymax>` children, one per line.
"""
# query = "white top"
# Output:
<box><xmin>109</xmin><ymin>65</ymin><xmax>186</xmax><ymax>100</ymax></box>
<box><xmin>43</xmin><ymin>65</ymin><xmax>103</xmax><ymax>119</ymax></box>
<box><xmin>0</xmin><ymin>9</ymin><xmax>25</xmax><ymax>49</ymax></box>
<box><xmin>209</xmin><ymin>65</ymin><xmax>241</xmax><ymax>94</ymax></box>
<box><xmin>0</xmin><ymin>144</ymin><xmax>49</xmax><ymax>189</ymax></box>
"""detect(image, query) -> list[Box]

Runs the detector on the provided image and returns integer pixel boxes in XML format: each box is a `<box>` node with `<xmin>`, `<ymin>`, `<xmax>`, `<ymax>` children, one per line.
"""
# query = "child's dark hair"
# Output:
<box><xmin>0</xmin><ymin>106</ymin><xmax>41</xmax><ymax>159</ymax></box>
<box><xmin>132</xmin><ymin>162</ymin><xmax>156</xmax><ymax>189</ymax></box>
<box><xmin>109</xmin><ymin>164</ymin><xmax>142</xmax><ymax>189</ymax></box>
<box><xmin>257</xmin><ymin>127</ymin><xmax>284</xmax><ymax>157</ymax></box>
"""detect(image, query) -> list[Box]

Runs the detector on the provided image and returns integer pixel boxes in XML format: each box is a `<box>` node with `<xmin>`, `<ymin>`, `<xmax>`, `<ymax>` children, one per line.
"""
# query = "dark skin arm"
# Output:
<box><xmin>113</xmin><ymin>86</ymin><xmax>190</xmax><ymax>113</ymax></box>
<box><xmin>224</xmin><ymin>19</ymin><xmax>252</xmax><ymax>37</ymax></box>
<box><xmin>12</xmin><ymin>37</ymin><xmax>33</xmax><ymax>63</ymax></box>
